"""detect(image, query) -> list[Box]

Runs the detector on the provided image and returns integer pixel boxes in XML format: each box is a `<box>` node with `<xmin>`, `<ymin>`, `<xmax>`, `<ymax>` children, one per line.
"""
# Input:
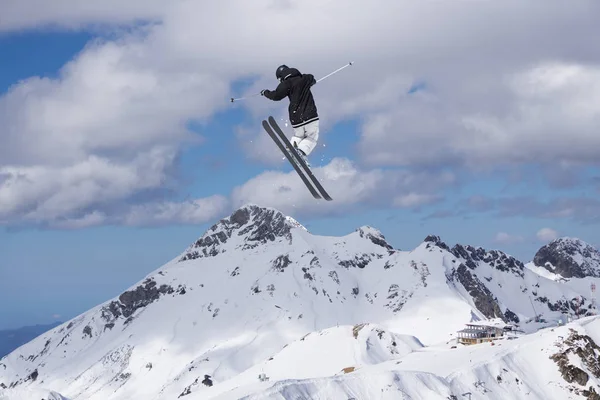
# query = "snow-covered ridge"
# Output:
<box><xmin>231</xmin><ymin>316</ymin><xmax>600</xmax><ymax>400</ymax></box>
<box><xmin>2</xmin><ymin>204</ymin><xmax>600</xmax><ymax>400</ymax></box>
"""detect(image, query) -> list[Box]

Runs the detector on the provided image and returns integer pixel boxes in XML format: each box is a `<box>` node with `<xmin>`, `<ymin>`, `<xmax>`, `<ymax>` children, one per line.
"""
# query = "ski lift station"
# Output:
<box><xmin>456</xmin><ymin>318</ymin><xmax>512</xmax><ymax>345</ymax></box>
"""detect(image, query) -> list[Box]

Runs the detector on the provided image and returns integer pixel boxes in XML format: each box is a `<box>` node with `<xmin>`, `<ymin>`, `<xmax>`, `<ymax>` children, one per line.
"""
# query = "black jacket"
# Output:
<box><xmin>263</xmin><ymin>67</ymin><xmax>318</xmax><ymax>128</ymax></box>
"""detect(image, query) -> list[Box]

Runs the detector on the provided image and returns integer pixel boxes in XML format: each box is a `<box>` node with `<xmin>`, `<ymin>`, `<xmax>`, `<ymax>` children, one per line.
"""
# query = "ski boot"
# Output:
<box><xmin>293</xmin><ymin>142</ymin><xmax>311</xmax><ymax>168</ymax></box>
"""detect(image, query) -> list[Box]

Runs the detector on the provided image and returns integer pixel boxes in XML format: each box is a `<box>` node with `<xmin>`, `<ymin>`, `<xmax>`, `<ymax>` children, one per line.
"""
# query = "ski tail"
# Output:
<box><xmin>267</xmin><ymin>116</ymin><xmax>332</xmax><ymax>201</ymax></box>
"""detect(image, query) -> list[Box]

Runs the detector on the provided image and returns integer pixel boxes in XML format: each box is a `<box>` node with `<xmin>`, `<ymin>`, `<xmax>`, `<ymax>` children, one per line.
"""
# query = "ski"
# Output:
<box><xmin>267</xmin><ymin>116</ymin><xmax>333</xmax><ymax>201</ymax></box>
<box><xmin>262</xmin><ymin>119</ymin><xmax>322</xmax><ymax>199</ymax></box>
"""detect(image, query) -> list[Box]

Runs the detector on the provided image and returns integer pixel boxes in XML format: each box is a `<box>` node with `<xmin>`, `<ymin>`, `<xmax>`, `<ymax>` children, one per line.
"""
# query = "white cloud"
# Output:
<box><xmin>122</xmin><ymin>195</ymin><xmax>229</xmax><ymax>227</ymax></box>
<box><xmin>51</xmin><ymin>211</ymin><xmax>107</xmax><ymax>230</ymax></box>
<box><xmin>0</xmin><ymin>0</ymin><xmax>173</xmax><ymax>32</ymax></box>
<box><xmin>0</xmin><ymin>146</ymin><xmax>228</xmax><ymax>227</ymax></box>
<box><xmin>393</xmin><ymin>193</ymin><xmax>441</xmax><ymax>209</ymax></box>
<box><xmin>537</xmin><ymin>228</ymin><xmax>559</xmax><ymax>242</ymax></box>
<box><xmin>1</xmin><ymin>0</ymin><xmax>600</xmax><ymax>227</ymax></box>
<box><xmin>356</xmin><ymin>61</ymin><xmax>600</xmax><ymax>169</ymax></box>
<box><xmin>0</xmin><ymin>37</ymin><xmax>227</xmax><ymax>167</ymax></box>
<box><xmin>230</xmin><ymin>157</ymin><xmax>452</xmax><ymax>217</ymax></box>
<box><xmin>0</xmin><ymin>26</ymin><xmax>229</xmax><ymax>227</ymax></box>
<box><xmin>494</xmin><ymin>232</ymin><xmax>524</xmax><ymax>245</ymax></box>
<box><xmin>0</xmin><ymin>147</ymin><xmax>176</xmax><ymax>222</ymax></box>
<box><xmin>32</xmin><ymin>196</ymin><xmax>229</xmax><ymax>229</ymax></box>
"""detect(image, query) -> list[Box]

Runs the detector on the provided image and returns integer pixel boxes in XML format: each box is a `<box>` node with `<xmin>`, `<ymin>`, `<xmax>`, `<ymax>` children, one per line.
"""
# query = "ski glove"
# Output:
<box><xmin>261</xmin><ymin>89</ymin><xmax>268</xmax><ymax>96</ymax></box>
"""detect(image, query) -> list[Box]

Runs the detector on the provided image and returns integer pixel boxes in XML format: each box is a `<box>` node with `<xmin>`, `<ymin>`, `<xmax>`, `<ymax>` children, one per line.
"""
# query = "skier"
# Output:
<box><xmin>261</xmin><ymin>65</ymin><xmax>319</xmax><ymax>167</ymax></box>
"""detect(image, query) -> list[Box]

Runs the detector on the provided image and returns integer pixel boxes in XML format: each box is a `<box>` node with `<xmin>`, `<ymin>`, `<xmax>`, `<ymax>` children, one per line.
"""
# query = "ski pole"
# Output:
<box><xmin>230</xmin><ymin>61</ymin><xmax>354</xmax><ymax>102</ymax></box>
<box><xmin>231</xmin><ymin>92</ymin><xmax>261</xmax><ymax>103</ymax></box>
<box><xmin>316</xmin><ymin>61</ymin><xmax>354</xmax><ymax>83</ymax></box>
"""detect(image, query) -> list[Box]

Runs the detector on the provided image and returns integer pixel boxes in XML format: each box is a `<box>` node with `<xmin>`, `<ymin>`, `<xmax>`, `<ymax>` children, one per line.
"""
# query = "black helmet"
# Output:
<box><xmin>276</xmin><ymin>64</ymin><xmax>289</xmax><ymax>80</ymax></box>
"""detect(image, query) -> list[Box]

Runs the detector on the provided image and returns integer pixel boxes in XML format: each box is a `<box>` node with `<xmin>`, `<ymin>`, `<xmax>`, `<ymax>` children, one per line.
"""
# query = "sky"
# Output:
<box><xmin>1</xmin><ymin>0</ymin><xmax>600</xmax><ymax>330</ymax></box>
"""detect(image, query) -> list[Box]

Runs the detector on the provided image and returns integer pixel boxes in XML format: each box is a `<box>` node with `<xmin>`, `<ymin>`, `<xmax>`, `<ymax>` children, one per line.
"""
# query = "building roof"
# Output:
<box><xmin>465</xmin><ymin>318</ymin><xmax>510</xmax><ymax>329</ymax></box>
<box><xmin>458</xmin><ymin>328</ymin><xmax>491</xmax><ymax>334</ymax></box>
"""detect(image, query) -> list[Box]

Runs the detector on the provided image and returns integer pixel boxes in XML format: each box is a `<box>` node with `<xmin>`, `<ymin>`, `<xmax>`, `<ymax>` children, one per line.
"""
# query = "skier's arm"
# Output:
<box><xmin>262</xmin><ymin>81</ymin><xmax>289</xmax><ymax>101</ymax></box>
<box><xmin>304</xmin><ymin>74</ymin><xmax>317</xmax><ymax>86</ymax></box>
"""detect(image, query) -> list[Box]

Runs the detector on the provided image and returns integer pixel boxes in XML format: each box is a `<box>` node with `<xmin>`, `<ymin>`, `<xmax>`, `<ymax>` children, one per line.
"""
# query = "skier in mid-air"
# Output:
<box><xmin>261</xmin><ymin>65</ymin><xmax>319</xmax><ymax>167</ymax></box>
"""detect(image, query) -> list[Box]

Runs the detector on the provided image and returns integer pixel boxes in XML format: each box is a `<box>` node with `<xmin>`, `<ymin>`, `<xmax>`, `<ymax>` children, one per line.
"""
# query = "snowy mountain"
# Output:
<box><xmin>533</xmin><ymin>237</ymin><xmax>600</xmax><ymax>278</ymax></box>
<box><xmin>2</xmin><ymin>204</ymin><xmax>600</xmax><ymax>400</ymax></box>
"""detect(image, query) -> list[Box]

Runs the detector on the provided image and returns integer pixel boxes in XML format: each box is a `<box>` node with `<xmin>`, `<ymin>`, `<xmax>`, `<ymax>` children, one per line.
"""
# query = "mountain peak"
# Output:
<box><xmin>423</xmin><ymin>235</ymin><xmax>450</xmax><ymax>251</ymax></box>
<box><xmin>533</xmin><ymin>236</ymin><xmax>600</xmax><ymax>278</ymax></box>
<box><xmin>356</xmin><ymin>225</ymin><xmax>394</xmax><ymax>250</ymax></box>
<box><xmin>178</xmin><ymin>204</ymin><xmax>304</xmax><ymax>262</ymax></box>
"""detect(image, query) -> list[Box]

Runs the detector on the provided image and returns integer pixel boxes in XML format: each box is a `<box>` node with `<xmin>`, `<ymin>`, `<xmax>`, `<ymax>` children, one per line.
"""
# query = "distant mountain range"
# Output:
<box><xmin>0</xmin><ymin>322</ymin><xmax>62</xmax><ymax>359</ymax></box>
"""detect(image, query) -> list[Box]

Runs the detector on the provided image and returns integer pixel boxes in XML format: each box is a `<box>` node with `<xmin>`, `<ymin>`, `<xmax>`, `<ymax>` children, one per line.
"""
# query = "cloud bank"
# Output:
<box><xmin>1</xmin><ymin>0</ymin><xmax>599</xmax><ymax>227</ymax></box>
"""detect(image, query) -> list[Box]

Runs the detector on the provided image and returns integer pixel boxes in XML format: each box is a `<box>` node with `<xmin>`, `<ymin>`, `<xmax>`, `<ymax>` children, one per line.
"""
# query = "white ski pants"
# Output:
<box><xmin>290</xmin><ymin>120</ymin><xmax>319</xmax><ymax>156</ymax></box>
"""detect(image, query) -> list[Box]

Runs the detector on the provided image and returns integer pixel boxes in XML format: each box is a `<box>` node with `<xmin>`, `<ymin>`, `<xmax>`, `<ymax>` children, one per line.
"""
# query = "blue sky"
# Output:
<box><xmin>1</xmin><ymin>1</ymin><xmax>600</xmax><ymax>330</ymax></box>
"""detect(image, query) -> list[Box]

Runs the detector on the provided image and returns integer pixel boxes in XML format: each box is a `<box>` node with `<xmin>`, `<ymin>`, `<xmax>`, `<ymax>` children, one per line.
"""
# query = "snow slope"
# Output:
<box><xmin>2</xmin><ymin>204</ymin><xmax>600</xmax><ymax>400</ymax></box>
<box><xmin>225</xmin><ymin>316</ymin><xmax>600</xmax><ymax>400</ymax></box>
<box><xmin>0</xmin><ymin>388</ymin><xmax>70</xmax><ymax>400</ymax></box>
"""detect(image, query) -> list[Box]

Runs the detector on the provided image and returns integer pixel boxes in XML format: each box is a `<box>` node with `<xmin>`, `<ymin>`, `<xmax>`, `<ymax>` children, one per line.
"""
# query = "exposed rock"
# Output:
<box><xmin>271</xmin><ymin>255</ymin><xmax>291</xmax><ymax>273</ymax></box>
<box><xmin>328</xmin><ymin>271</ymin><xmax>340</xmax><ymax>284</ymax></box>
<box><xmin>26</xmin><ymin>369</ymin><xmax>38</xmax><ymax>382</ymax></box>
<box><xmin>100</xmin><ymin>278</ymin><xmax>175</xmax><ymax>323</ymax></box>
<box><xmin>178</xmin><ymin>377</ymin><xmax>198</xmax><ymax>397</ymax></box>
<box><xmin>534</xmin><ymin>237</ymin><xmax>600</xmax><ymax>278</ymax></box>
<box><xmin>339</xmin><ymin>254</ymin><xmax>373</xmax><ymax>269</ymax></box>
<box><xmin>202</xmin><ymin>374</ymin><xmax>213</xmax><ymax>387</ymax></box>
<box><xmin>452</xmin><ymin>244</ymin><xmax>525</xmax><ymax>278</ymax></box>
<box><xmin>356</xmin><ymin>226</ymin><xmax>394</xmax><ymax>250</ymax></box>
<box><xmin>302</xmin><ymin>267</ymin><xmax>313</xmax><ymax>281</ymax></box>
<box><xmin>550</xmin><ymin>328</ymin><xmax>600</xmax><ymax>391</ymax></box>
<box><xmin>352</xmin><ymin>323</ymin><xmax>367</xmax><ymax>338</ymax></box>
<box><xmin>310</xmin><ymin>256</ymin><xmax>322</xmax><ymax>268</ymax></box>
<box><xmin>452</xmin><ymin>245</ymin><xmax>478</xmax><ymax>270</ymax></box>
<box><xmin>179</xmin><ymin>205</ymin><xmax>297</xmax><ymax>261</ymax></box>
<box><xmin>424</xmin><ymin>235</ymin><xmax>450</xmax><ymax>252</ymax></box>
<box><xmin>384</xmin><ymin>284</ymin><xmax>410</xmax><ymax>313</ymax></box>
<box><xmin>454</xmin><ymin>264</ymin><xmax>504</xmax><ymax>320</ymax></box>
<box><xmin>83</xmin><ymin>325</ymin><xmax>92</xmax><ymax>338</ymax></box>
<box><xmin>117</xmin><ymin>372</ymin><xmax>131</xmax><ymax>381</ymax></box>
<box><xmin>251</xmin><ymin>283</ymin><xmax>260</xmax><ymax>294</ymax></box>
<box><xmin>118</xmin><ymin>279</ymin><xmax>174</xmax><ymax>318</ymax></box>
<box><xmin>503</xmin><ymin>308</ymin><xmax>520</xmax><ymax>323</ymax></box>
<box><xmin>582</xmin><ymin>387</ymin><xmax>600</xmax><ymax>400</ymax></box>
<box><xmin>177</xmin><ymin>375</ymin><xmax>213</xmax><ymax>398</ymax></box>
<box><xmin>536</xmin><ymin>296</ymin><xmax>591</xmax><ymax>317</ymax></box>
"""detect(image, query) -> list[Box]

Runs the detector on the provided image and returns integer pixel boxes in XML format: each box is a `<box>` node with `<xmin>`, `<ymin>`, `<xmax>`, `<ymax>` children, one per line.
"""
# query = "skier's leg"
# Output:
<box><xmin>290</xmin><ymin>124</ymin><xmax>313</xmax><ymax>167</ymax></box>
<box><xmin>296</xmin><ymin>120</ymin><xmax>319</xmax><ymax>156</ymax></box>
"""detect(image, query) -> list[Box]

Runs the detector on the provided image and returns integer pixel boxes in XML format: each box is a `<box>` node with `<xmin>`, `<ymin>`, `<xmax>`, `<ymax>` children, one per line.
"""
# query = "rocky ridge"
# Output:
<box><xmin>534</xmin><ymin>237</ymin><xmax>600</xmax><ymax>279</ymax></box>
